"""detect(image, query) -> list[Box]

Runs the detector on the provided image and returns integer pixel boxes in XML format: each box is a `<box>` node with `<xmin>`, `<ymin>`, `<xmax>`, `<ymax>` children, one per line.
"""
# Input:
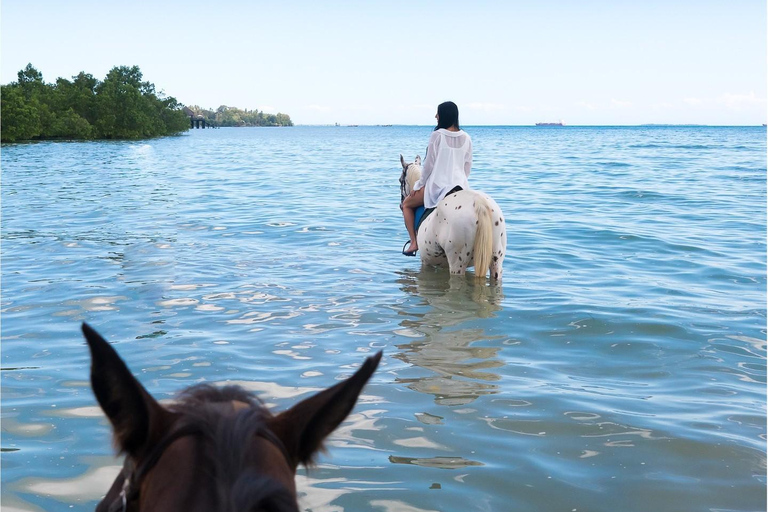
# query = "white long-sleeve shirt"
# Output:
<box><xmin>414</xmin><ymin>128</ymin><xmax>472</xmax><ymax>208</ymax></box>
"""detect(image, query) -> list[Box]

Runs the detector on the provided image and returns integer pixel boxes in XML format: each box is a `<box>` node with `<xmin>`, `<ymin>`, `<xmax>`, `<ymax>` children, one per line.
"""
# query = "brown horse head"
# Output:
<box><xmin>82</xmin><ymin>323</ymin><xmax>381</xmax><ymax>512</ymax></box>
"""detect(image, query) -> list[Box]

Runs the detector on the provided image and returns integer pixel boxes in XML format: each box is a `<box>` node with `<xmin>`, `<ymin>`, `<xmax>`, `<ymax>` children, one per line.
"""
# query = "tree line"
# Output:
<box><xmin>186</xmin><ymin>105</ymin><xmax>293</xmax><ymax>127</ymax></box>
<box><xmin>1</xmin><ymin>64</ymin><xmax>190</xmax><ymax>142</ymax></box>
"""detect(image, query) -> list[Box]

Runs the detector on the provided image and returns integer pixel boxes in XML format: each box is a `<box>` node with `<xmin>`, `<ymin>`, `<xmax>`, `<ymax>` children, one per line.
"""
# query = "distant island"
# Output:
<box><xmin>1</xmin><ymin>64</ymin><xmax>190</xmax><ymax>142</ymax></box>
<box><xmin>185</xmin><ymin>105</ymin><xmax>292</xmax><ymax>127</ymax></box>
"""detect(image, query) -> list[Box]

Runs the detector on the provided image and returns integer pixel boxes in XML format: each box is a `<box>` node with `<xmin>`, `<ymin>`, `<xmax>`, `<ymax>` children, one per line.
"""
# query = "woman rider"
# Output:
<box><xmin>401</xmin><ymin>101</ymin><xmax>472</xmax><ymax>256</ymax></box>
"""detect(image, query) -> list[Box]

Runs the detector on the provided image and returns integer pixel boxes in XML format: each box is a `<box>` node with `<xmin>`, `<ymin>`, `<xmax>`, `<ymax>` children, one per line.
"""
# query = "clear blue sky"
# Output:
<box><xmin>2</xmin><ymin>0</ymin><xmax>765</xmax><ymax>125</ymax></box>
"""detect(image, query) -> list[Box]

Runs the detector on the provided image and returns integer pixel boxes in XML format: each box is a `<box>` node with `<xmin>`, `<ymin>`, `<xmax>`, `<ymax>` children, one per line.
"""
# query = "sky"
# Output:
<box><xmin>1</xmin><ymin>0</ymin><xmax>766</xmax><ymax>125</ymax></box>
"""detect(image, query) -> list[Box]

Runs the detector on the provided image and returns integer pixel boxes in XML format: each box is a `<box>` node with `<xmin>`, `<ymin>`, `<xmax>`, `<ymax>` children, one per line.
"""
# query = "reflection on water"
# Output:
<box><xmin>18</xmin><ymin>464</ymin><xmax>122</xmax><ymax>503</ymax></box>
<box><xmin>388</xmin><ymin>455</ymin><xmax>483</xmax><ymax>469</ymax></box>
<box><xmin>393</xmin><ymin>270</ymin><xmax>505</xmax><ymax>406</ymax></box>
<box><xmin>296</xmin><ymin>472</ymin><xmax>408</xmax><ymax>512</ymax></box>
<box><xmin>368</xmin><ymin>500</ymin><xmax>440</xmax><ymax>512</ymax></box>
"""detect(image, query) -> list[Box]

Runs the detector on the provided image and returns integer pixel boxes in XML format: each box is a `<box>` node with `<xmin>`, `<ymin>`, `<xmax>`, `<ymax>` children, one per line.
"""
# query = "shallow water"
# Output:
<box><xmin>2</xmin><ymin>126</ymin><xmax>765</xmax><ymax>512</ymax></box>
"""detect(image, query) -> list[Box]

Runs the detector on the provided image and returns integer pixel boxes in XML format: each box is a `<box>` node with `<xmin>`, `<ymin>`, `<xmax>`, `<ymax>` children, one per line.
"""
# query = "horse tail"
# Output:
<box><xmin>473</xmin><ymin>193</ymin><xmax>493</xmax><ymax>279</ymax></box>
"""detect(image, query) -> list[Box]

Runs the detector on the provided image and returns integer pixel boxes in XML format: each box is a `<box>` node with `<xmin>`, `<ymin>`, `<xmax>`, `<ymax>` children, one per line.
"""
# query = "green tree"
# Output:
<box><xmin>13</xmin><ymin>64</ymin><xmax>56</xmax><ymax>135</ymax></box>
<box><xmin>47</xmin><ymin>108</ymin><xmax>93</xmax><ymax>139</ymax></box>
<box><xmin>275</xmin><ymin>113</ymin><xmax>293</xmax><ymax>126</ymax></box>
<box><xmin>58</xmin><ymin>72</ymin><xmax>98</xmax><ymax>124</ymax></box>
<box><xmin>155</xmin><ymin>94</ymin><xmax>189</xmax><ymax>135</ymax></box>
<box><xmin>91</xmin><ymin>65</ymin><xmax>187</xmax><ymax>139</ymax></box>
<box><xmin>17</xmin><ymin>63</ymin><xmax>44</xmax><ymax>91</ymax></box>
<box><xmin>94</xmin><ymin>66</ymin><xmax>149</xmax><ymax>138</ymax></box>
<box><xmin>1</xmin><ymin>85</ymin><xmax>42</xmax><ymax>141</ymax></box>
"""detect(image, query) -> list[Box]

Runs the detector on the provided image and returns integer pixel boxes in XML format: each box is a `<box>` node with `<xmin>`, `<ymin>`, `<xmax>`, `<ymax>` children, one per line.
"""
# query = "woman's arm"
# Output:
<box><xmin>415</xmin><ymin>132</ymin><xmax>439</xmax><ymax>190</ymax></box>
<box><xmin>464</xmin><ymin>137</ymin><xmax>472</xmax><ymax>178</ymax></box>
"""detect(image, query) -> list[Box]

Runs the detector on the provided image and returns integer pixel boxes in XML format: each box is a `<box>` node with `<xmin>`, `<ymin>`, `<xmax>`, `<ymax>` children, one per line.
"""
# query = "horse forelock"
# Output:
<box><xmin>158</xmin><ymin>384</ymin><xmax>297</xmax><ymax>511</ymax></box>
<box><xmin>174</xmin><ymin>383</ymin><xmax>264</xmax><ymax>409</ymax></box>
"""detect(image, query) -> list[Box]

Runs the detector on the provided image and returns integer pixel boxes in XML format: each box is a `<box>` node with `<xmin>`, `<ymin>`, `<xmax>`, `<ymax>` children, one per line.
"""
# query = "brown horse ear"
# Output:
<box><xmin>271</xmin><ymin>351</ymin><xmax>382</xmax><ymax>468</ymax></box>
<box><xmin>82</xmin><ymin>323</ymin><xmax>170</xmax><ymax>457</ymax></box>
<box><xmin>400</xmin><ymin>154</ymin><xmax>408</xmax><ymax>170</ymax></box>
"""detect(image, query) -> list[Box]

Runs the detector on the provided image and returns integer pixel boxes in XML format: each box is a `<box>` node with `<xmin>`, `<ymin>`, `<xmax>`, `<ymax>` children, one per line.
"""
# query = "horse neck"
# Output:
<box><xmin>407</xmin><ymin>166</ymin><xmax>422</xmax><ymax>195</ymax></box>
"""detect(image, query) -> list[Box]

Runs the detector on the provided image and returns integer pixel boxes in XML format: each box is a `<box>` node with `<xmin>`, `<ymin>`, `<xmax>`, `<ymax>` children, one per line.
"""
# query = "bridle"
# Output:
<box><xmin>105</xmin><ymin>421</ymin><xmax>291</xmax><ymax>512</ymax></box>
<box><xmin>105</xmin><ymin>423</ymin><xmax>199</xmax><ymax>512</ymax></box>
<box><xmin>399</xmin><ymin>164</ymin><xmax>412</xmax><ymax>204</ymax></box>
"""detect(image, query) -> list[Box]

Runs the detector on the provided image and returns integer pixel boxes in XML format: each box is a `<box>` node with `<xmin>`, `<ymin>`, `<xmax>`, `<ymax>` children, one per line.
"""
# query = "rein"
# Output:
<box><xmin>106</xmin><ymin>420</ymin><xmax>291</xmax><ymax>512</ymax></box>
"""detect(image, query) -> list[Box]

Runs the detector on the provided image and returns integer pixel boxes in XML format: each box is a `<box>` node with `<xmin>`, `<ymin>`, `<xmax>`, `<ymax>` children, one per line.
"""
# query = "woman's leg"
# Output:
<box><xmin>402</xmin><ymin>189</ymin><xmax>424</xmax><ymax>253</ymax></box>
<box><xmin>403</xmin><ymin>207</ymin><xmax>417</xmax><ymax>251</ymax></box>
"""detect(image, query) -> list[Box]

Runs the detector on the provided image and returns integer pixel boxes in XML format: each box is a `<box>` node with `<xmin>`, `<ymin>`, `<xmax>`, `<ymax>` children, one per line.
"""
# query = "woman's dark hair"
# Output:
<box><xmin>434</xmin><ymin>101</ymin><xmax>460</xmax><ymax>131</ymax></box>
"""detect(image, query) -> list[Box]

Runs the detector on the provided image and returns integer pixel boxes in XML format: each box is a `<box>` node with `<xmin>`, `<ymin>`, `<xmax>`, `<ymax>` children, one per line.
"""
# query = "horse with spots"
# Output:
<box><xmin>400</xmin><ymin>154</ymin><xmax>507</xmax><ymax>281</ymax></box>
<box><xmin>82</xmin><ymin>323</ymin><xmax>380</xmax><ymax>512</ymax></box>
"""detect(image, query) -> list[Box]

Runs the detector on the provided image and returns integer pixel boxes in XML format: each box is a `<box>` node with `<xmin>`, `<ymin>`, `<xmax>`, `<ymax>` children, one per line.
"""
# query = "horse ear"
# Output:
<box><xmin>415</xmin><ymin>155</ymin><xmax>421</xmax><ymax>166</ymax></box>
<box><xmin>400</xmin><ymin>154</ymin><xmax>407</xmax><ymax>170</ymax></box>
<box><xmin>82</xmin><ymin>323</ymin><xmax>171</xmax><ymax>457</ymax></box>
<box><xmin>270</xmin><ymin>351</ymin><xmax>382</xmax><ymax>468</ymax></box>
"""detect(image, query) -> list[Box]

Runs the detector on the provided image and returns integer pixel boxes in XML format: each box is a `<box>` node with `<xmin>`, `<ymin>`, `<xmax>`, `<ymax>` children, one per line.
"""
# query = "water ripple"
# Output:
<box><xmin>1</xmin><ymin>127</ymin><xmax>765</xmax><ymax>512</ymax></box>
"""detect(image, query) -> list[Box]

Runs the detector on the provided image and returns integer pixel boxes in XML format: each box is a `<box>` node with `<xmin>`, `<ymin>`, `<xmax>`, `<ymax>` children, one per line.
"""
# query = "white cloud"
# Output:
<box><xmin>610</xmin><ymin>98</ymin><xmax>632</xmax><ymax>108</ymax></box>
<box><xmin>576</xmin><ymin>100</ymin><xmax>597</xmax><ymax>110</ymax></box>
<box><xmin>719</xmin><ymin>91</ymin><xmax>766</xmax><ymax>109</ymax></box>
<box><xmin>681</xmin><ymin>93</ymin><xmax>766</xmax><ymax>111</ymax></box>
<box><xmin>306</xmin><ymin>104</ymin><xmax>332</xmax><ymax>112</ymax></box>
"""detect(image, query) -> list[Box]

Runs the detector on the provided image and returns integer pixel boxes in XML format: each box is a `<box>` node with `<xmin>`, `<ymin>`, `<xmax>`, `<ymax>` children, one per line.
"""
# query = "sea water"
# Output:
<box><xmin>2</xmin><ymin>126</ymin><xmax>765</xmax><ymax>511</ymax></box>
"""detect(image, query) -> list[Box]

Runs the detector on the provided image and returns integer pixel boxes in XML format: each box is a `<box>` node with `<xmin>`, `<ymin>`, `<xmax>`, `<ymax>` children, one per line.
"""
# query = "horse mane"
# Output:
<box><xmin>168</xmin><ymin>384</ymin><xmax>298</xmax><ymax>512</ymax></box>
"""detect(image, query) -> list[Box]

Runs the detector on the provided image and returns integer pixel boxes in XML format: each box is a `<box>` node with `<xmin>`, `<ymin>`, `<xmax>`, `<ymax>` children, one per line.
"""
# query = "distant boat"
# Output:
<box><xmin>535</xmin><ymin>121</ymin><xmax>565</xmax><ymax>127</ymax></box>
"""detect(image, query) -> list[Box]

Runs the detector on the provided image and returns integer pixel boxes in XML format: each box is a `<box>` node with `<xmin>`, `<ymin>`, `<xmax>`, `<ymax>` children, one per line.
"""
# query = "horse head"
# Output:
<box><xmin>82</xmin><ymin>323</ymin><xmax>381</xmax><ymax>512</ymax></box>
<box><xmin>399</xmin><ymin>154</ymin><xmax>422</xmax><ymax>202</ymax></box>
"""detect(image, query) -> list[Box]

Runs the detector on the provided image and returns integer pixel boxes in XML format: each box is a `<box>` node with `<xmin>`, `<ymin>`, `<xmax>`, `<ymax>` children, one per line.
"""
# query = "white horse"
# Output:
<box><xmin>399</xmin><ymin>154</ymin><xmax>507</xmax><ymax>281</ymax></box>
